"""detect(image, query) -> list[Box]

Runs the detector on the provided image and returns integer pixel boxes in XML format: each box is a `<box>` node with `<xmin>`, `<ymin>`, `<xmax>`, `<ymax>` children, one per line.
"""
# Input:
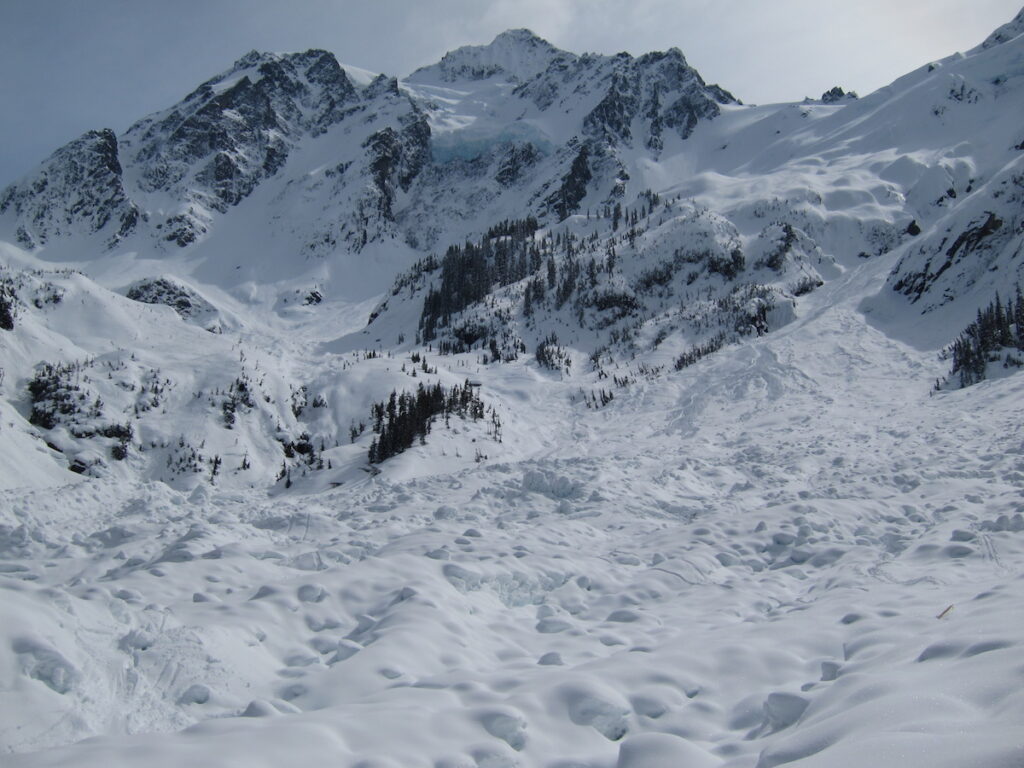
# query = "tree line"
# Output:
<box><xmin>420</xmin><ymin>217</ymin><xmax>542</xmax><ymax>342</ymax></box>
<box><xmin>368</xmin><ymin>379</ymin><xmax>488</xmax><ymax>463</ymax></box>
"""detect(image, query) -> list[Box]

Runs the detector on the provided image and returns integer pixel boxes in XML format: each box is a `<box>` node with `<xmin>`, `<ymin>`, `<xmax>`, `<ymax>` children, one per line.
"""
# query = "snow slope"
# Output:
<box><xmin>2</xmin><ymin>243</ymin><xmax>1023</xmax><ymax>768</ymax></box>
<box><xmin>1</xmin><ymin>12</ymin><xmax>1024</xmax><ymax>768</ymax></box>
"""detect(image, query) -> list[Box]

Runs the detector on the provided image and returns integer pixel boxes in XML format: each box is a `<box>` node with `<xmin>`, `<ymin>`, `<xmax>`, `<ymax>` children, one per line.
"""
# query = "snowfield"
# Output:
<box><xmin>2</xmin><ymin>11</ymin><xmax>1024</xmax><ymax>768</ymax></box>
<box><xmin>2</xmin><ymin>244</ymin><xmax>1022</xmax><ymax>767</ymax></box>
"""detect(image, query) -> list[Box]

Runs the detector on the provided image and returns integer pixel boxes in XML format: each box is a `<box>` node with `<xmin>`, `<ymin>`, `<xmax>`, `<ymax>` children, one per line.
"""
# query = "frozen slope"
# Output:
<box><xmin>1</xmin><ymin>12</ymin><xmax>1024</xmax><ymax>768</ymax></box>
<box><xmin>2</xmin><ymin>245</ymin><xmax>1023</xmax><ymax>767</ymax></box>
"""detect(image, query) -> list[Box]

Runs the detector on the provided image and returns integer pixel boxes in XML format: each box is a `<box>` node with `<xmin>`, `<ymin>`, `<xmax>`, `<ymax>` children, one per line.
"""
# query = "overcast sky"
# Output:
<box><xmin>1</xmin><ymin>0</ymin><xmax>1020</xmax><ymax>187</ymax></box>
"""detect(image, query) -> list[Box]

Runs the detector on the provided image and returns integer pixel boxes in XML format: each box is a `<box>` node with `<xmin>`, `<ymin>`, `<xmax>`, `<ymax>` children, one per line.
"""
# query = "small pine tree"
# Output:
<box><xmin>0</xmin><ymin>289</ymin><xmax>14</xmax><ymax>330</ymax></box>
<box><xmin>945</xmin><ymin>284</ymin><xmax>1024</xmax><ymax>387</ymax></box>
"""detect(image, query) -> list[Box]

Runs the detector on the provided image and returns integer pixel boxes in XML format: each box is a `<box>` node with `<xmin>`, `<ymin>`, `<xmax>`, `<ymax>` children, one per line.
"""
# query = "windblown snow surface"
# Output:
<box><xmin>2</xmin><ymin>17</ymin><xmax>1024</xmax><ymax>768</ymax></box>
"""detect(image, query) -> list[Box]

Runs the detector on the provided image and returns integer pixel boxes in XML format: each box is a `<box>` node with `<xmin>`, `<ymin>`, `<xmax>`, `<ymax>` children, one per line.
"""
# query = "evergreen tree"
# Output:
<box><xmin>0</xmin><ymin>281</ymin><xmax>15</xmax><ymax>331</ymax></box>
<box><xmin>945</xmin><ymin>285</ymin><xmax>1024</xmax><ymax>387</ymax></box>
<box><xmin>419</xmin><ymin>217</ymin><xmax>542</xmax><ymax>343</ymax></box>
<box><xmin>367</xmin><ymin>380</ymin><xmax>486</xmax><ymax>464</ymax></box>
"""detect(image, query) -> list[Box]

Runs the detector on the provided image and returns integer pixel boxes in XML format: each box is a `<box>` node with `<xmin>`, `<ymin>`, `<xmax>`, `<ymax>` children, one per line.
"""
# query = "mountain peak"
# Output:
<box><xmin>224</xmin><ymin>48</ymin><xmax>341</xmax><ymax>78</ymax></box>
<box><xmin>0</xmin><ymin>127</ymin><xmax>137</xmax><ymax>249</ymax></box>
<box><xmin>232</xmin><ymin>49</ymin><xmax>271</xmax><ymax>70</ymax></box>
<box><xmin>407</xmin><ymin>28</ymin><xmax>567</xmax><ymax>84</ymax></box>
<box><xmin>490</xmin><ymin>28</ymin><xmax>550</xmax><ymax>46</ymax></box>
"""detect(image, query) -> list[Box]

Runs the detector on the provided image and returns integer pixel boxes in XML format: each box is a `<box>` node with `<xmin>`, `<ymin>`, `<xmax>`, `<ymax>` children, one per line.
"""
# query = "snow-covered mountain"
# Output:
<box><xmin>1</xmin><ymin>13</ymin><xmax>1023</xmax><ymax>768</ymax></box>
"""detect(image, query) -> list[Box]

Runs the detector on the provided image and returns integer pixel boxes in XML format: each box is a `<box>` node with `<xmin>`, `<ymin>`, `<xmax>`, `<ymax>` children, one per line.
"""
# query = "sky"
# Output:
<box><xmin>0</xmin><ymin>0</ymin><xmax>1020</xmax><ymax>187</ymax></box>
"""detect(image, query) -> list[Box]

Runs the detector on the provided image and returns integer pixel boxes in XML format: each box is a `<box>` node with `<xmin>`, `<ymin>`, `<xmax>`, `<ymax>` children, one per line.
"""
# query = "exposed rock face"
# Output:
<box><xmin>548</xmin><ymin>142</ymin><xmax>593</xmax><ymax>221</ymax></box>
<box><xmin>980</xmin><ymin>7</ymin><xmax>1024</xmax><ymax>48</ymax></box>
<box><xmin>125</xmin><ymin>49</ymin><xmax>358</xmax><ymax>200</ymax></box>
<box><xmin>494</xmin><ymin>143</ymin><xmax>542</xmax><ymax>187</ymax></box>
<box><xmin>891</xmin><ymin>206</ymin><xmax>1015</xmax><ymax>309</ymax></box>
<box><xmin>0</xmin><ymin>128</ymin><xmax>138</xmax><ymax>249</ymax></box>
<box><xmin>515</xmin><ymin>45</ymin><xmax>737</xmax><ymax>151</ymax></box>
<box><xmin>120</xmin><ymin>49</ymin><xmax>362</xmax><ymax>245</ymax></box>
<box><xmin>364</xmin><ymin>111</ymin><xmax>432</xmax><ymax>219</ymax></box>
<box><xmin>0</xmin><ymin>33</ymin><xmax>738</xmax><ymax>256</ymax></box>
<box><xmin>821</xmin><ymin>86</ymin><xmax>857</xmax><ymax>103</ymax></box>
<box><xmin>125</xmin><ymin>277</ymin><xmax>221</xmax><ymax>330</ymax></box>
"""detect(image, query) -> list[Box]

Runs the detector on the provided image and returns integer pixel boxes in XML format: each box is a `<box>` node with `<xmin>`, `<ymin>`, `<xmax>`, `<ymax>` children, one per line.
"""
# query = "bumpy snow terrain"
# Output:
<box><xmin>1</xmin><ymin>12</ymin><xmax>1024</xmax><ymax>768</ymax></box>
